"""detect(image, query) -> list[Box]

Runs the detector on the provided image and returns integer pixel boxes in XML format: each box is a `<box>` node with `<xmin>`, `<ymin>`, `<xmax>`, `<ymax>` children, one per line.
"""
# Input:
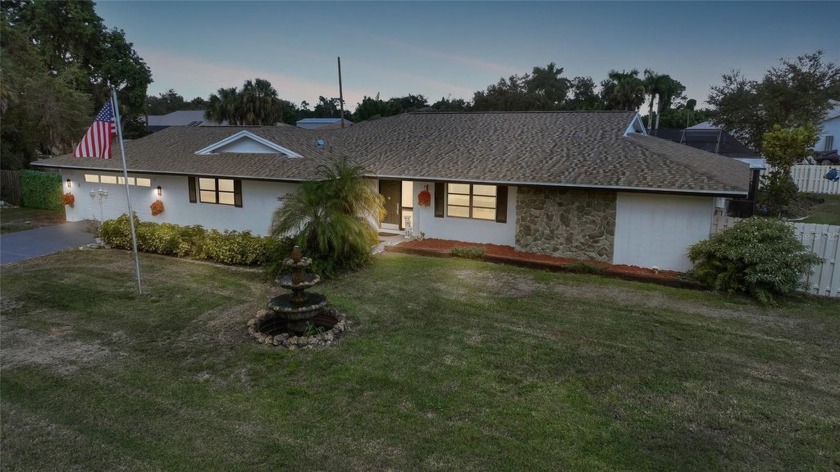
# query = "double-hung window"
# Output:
<box><xmin>189</xmin><ymin>176</ymin><xmax>242</xmax><ymax>207</ymax></box>
<box><xmin>446</xmin><ymin>183</ymin><xmax>497</xmax><ymax>220</ymax></box>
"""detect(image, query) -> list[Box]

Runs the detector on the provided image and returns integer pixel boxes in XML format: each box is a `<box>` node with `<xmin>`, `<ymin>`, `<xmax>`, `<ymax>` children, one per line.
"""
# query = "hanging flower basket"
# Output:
<box><xmin>417</xmin><ymin>185</ymin><xmax>431</xmax><ymax>207</ymax></box>
<box><xmin>62</xmin><ymin>192</ymin><xmax>75</xmax><ymax>208</ymax></box>
<box><xmin>150</xmin><ymin>199</ymin><xmax>164</xmax><ymax>216</ymax></box>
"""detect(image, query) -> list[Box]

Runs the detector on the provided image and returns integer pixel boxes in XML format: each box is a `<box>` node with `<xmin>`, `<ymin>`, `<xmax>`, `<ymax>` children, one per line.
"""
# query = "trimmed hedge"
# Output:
<box><xmin>100</xmin><ymin>213</ymin><xmax>291</xmax><ymax>268</ymax></box>
<box><xmin>21</xmin><ymin>170</ymin><xmax>62</xmax><ymax>210</ymax></box>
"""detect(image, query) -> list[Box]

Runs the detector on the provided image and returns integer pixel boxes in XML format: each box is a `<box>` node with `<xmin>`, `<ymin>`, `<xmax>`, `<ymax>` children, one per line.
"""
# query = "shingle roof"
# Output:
<box><xmin>32</xmin><ymin>111</ymin><xmax>749</xmax><ymax>195</ymax></box>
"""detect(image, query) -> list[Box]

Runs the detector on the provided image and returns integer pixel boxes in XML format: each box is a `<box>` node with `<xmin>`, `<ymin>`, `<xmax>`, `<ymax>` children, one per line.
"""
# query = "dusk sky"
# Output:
<box><xmin>95</xmin><ymin>1</ymin><xmax>840</xmax><ymax>112</ymax></box>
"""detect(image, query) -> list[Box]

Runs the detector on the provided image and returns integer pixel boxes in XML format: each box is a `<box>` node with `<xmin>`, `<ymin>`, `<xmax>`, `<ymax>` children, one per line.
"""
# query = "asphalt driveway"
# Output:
<box><xmin>0</xmin><ymin>221</ymin><xmax>95</xmax><ymax>265</ymax></box>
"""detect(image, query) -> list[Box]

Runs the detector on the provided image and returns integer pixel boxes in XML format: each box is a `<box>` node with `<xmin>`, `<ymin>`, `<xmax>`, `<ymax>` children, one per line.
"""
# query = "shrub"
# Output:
<box><xmin>202</xmin><ymin>229</ymin><xmax>277</xmax><ymax>266</ymax></box>
<box><xmin>565</xmin><ymin>262</ymin><xmax>605</xmax><ymax>273</ymax></box>
<box><xmin>688</xmin><ymin>217</ymin><xmax>823</xmax><ymax>304</ymax></box>
<box><xmin>450</xmin><ymin>246</ymin><xmax>486</xmax><ymax>259</ymax></box>
<box><xmin>99</xmin><ymin>213</ymin><xmax>139</xmax><ymax>249</ymax></box>
<box><xmin>99</xmin><ymin>214</ymin><xmax>280</xmax><ymax>266</ymax></box>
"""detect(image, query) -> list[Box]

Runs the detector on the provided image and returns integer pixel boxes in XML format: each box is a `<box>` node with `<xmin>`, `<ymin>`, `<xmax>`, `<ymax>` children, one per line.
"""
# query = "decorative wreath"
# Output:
<box><xmin>150</xmin><ymin>199</ymin><xmax>165</xmax><ymax>216</ymax></box>
<box><xmin>417</xmin><ymin>185</ymin><xmax>431</xmax><ymax>207</ymax></box>
<box><xmin>62</xmin><ymin>192</ymin><xmax>75</xmax><ymax>208</ymax></box>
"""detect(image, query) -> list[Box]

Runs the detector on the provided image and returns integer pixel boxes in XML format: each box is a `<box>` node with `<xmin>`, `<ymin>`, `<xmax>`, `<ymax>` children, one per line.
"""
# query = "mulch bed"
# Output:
<box><xmin>386</xmin><ymin>238</ymin><xmax>705</xmax><ymax>290</ymax></box>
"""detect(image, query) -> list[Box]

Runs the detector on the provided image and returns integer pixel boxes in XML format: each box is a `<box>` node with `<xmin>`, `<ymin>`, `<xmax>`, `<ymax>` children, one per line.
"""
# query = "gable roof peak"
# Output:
<box><xmin>195</xmin><ymin>130</ymin><xmax>303</xmax><ymax>158</ymax></box>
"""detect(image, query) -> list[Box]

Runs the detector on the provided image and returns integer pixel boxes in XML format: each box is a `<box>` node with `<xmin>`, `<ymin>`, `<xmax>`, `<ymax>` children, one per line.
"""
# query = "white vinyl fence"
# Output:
<box><xmin>762</xmin><ymin>165</ymin><xmax>840</xmax><ymax>195</ymax></box>
<box><xmin>711</xmin><ymin>215</ymin><xmax>840</xmax><ymax>298</ymax></box>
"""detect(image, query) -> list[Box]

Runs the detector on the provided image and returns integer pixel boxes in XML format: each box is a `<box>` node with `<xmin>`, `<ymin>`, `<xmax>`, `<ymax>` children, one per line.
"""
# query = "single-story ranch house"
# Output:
<box><xmin>32</xmin><ymin>111</ymin><xmax>750</xmax><ymax>271</ymax></box>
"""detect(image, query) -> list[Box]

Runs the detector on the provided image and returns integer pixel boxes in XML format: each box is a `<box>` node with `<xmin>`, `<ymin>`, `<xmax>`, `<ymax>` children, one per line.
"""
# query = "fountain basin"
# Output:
<box><xmin>276</xmin><ymin>273</ymin><xmax>321</xmax><ymax>291</ymax></box>
<box><xmin>267</xmin><ymin>293</ymin><xmax>327</xmax><ymax>319</ymax></box>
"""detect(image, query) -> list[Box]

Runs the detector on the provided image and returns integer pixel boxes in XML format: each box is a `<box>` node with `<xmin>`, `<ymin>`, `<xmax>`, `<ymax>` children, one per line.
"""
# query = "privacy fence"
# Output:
<box><xmin>762</xmin><ymin>165</ymin><xmax>840</xmax><ymax>195</ymax></box>
<box><xmin>712</xmin><ymin>215</ymin><xmax>840</xmax><ymax>298</ymax></box>
<box><xmin>1</xmin><ymin>170</ymin><xmax>22</xmax><ymax>206</ymax></box>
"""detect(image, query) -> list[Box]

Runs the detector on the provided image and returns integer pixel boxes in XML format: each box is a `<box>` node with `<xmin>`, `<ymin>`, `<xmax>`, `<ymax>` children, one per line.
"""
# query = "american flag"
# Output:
<box><xmin>73</xmin><ymin>100</ymin><xmax>116</xmax><ymax>158</ymax></box>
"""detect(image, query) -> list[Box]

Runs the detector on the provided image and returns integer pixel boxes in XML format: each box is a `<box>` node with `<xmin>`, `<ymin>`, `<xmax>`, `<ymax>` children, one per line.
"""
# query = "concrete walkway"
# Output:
<box><xmin>0</xmin><ymin>221</ymin><xmax>95</xmax><ymax>265</ymax></box>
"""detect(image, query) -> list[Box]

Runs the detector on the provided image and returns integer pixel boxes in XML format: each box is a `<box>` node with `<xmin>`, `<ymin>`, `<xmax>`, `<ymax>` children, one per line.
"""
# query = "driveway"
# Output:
<box><xmin>0</xmin><ymin>221</ymin><xmax>95</xmax><ymax>265</ymax></box>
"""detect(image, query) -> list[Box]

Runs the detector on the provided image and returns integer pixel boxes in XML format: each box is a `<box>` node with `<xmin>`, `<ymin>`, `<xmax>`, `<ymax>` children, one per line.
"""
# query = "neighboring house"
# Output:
<box><xmin>815</xmin><ymin>99</ymin><xmax>840</xmax><ymax>154</ymax></box>
<box><xmin>296</xmin><ymin>118</ymin><xmax>353</xmax><ymax>130</ymax></box>
<box><xmin>651</xmin><ymin>122</ymin><xmax>763</xmax><ymax>218</ymax></box>
<box><xmin>33</xmin><ymin>111</ymin><xmax>749</xmax><ymax>272</ymax></box>
<box><xmin>144</xmin><ymin>110</ymin><xmax>223</xmax><ymax>132</ymax></box>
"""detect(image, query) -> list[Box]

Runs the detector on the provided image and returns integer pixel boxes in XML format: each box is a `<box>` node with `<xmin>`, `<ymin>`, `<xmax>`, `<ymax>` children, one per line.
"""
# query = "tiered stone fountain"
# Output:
<box><xmin>248</xmin><ymin>246</ymin><xmax>347</xmax><ymax>349</ymax></box>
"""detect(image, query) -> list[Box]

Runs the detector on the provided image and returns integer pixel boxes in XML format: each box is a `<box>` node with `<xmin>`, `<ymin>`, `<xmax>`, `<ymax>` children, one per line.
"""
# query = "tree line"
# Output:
<box><xmin>1</xmin><ymin>0</ymin><xmax>152</xmax><ymax>170</ymax></box>
<box><xmin>149</xmin><ymin>64</ymin><xmax>708</xmax><ymax>132</ymax></box>
<box><xmin>2</xmin><ymin>0</ymin><xmax>838</xmax><ymax>172</ymax></box>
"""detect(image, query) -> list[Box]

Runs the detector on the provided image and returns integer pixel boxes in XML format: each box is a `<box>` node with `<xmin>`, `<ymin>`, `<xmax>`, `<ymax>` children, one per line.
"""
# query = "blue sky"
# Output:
<box><xmin>95</xmin><ymin>1</ymin><xmax>840</xmax><ymax>112</ymax></box>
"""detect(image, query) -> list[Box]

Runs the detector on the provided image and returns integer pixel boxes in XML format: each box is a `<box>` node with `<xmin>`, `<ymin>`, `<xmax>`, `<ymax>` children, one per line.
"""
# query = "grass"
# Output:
<box><xmin>800</xmin><ymin>193</ymin><xmax>840</xmax><ymax>225</ymax></box>
<box><xmin>0</xmin><ymin>207</ymin><xmax>66</xmax><ymax>233</ymax></box>
<box><xmin>2</xmin><ymin>250</ymin><xmax>839</xmax><ymax>471</ymax></box>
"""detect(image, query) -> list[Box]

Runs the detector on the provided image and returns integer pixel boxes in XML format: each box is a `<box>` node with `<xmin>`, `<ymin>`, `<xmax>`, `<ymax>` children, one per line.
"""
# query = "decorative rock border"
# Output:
<box><xmin>247</xmin><ymin>307</ymin><xmax>348</xmax><ymax>349</ymax></box>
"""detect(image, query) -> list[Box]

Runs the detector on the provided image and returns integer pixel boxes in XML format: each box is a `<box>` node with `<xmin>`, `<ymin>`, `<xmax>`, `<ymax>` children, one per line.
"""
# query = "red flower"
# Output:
<box><xmin>150</xmin><ymin>199</ymin><xmax>164</xmax><ymax>216</ymax></box>
<box><xmin>417</xmin><ymin>186</ymin><xmax>431</xmax><ymax>207</ymax></box>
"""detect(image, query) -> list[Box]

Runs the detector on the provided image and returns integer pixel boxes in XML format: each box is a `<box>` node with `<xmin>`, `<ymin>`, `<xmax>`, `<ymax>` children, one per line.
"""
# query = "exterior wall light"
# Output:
<box><xmin>66</xmin><ymin>178</ymin><xmax>72</xmax><ymax>189</ymax></box>
<box><xmin>156</xmin><ymin>185</ymin><xmax>162</xmax><ymax>196</ymax></box>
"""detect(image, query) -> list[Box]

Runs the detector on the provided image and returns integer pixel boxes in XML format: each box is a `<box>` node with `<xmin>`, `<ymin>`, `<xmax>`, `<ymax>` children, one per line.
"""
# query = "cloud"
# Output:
<box><xmin>361</xmin><ymin>33</ymin><xmax>521</xmax><ymax>77</ymax></box>
<box><xmin>142</xmin><ymin>49</ymin><xmax>368</xmax><ymax>107</ymax></box>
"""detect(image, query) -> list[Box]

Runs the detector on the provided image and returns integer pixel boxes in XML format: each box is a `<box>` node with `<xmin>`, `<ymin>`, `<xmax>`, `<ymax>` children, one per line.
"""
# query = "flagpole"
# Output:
<box><xmin>111</xmin><ymin>87</ymin><xmax>143</xmax><ymax>294</ymax></box>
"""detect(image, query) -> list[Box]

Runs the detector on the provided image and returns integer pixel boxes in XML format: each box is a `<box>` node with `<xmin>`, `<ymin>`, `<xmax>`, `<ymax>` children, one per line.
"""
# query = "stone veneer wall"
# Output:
<box><xmin>515</xmin><ymin>187</ymin><xmax>617</xmax><ymax>262</ymax></box>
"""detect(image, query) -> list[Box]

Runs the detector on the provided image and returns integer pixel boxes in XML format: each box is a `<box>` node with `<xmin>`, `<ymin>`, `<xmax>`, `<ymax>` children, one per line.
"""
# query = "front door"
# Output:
<box><xmin>379</xmin><ymin>180</ymin><xmax>401</xmax><ymax>227</ymax></box>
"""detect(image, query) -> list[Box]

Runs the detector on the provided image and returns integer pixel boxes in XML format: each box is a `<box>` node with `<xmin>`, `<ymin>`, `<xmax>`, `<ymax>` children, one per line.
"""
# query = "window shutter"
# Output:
<box><xmin>234</xmin><ymin>180</ymin><xmax>243</xmax><ymax>208</ymax></box>
<box><xmin>495</xmin><ymin>185</ymin><xmax>508</xmax><ymax>223</ymax></box>
<box><xmin>434</xmin><ymin>182</ymin><xmax>445</xmax><ymax>218</ymax></box>
<box><xmin>825</xmin><ymin>135</ymin><xmax>835</xmax><ymax>152</ymax></box>
<box><xmin>188</xmin><ymin>176</ymin><xmax>196</xmax><ymax>203</ymax></box>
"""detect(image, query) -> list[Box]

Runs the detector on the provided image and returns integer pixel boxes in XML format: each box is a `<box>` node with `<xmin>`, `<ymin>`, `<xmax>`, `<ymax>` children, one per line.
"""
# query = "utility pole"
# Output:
<box><xmin>338</xmin><ymin>57</ymin><xmax>345</xmax><ymax>129</ymax></box>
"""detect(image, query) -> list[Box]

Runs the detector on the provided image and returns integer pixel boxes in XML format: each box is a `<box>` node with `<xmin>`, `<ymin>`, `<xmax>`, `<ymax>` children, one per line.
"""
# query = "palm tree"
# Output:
<box><xmin>241</xmin><ymin>78</ymin><xmax>283</xmax><ymax>125</ymax></box>
<box><xmin>270</xmin><ymin>157</ymin><xmax>385</xmax><ymax>276</ymax></box>
<box><xmin>644</xmin><ymin>69</ymin><xmax>666</xmax><ymax>129</ymax></box>
<box><xmin>205</xmin><ymin>87</ymin><xmax>240</xmax><ymax>125</ymax></box>
<box><xmin>601</xmin><ymin>69</ymin><xmax>645</xmax><ymax>111</ymax></box>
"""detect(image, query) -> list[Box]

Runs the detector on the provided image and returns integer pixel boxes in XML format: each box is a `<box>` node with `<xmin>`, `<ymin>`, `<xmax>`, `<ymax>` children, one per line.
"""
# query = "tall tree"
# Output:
<box><xmin>758</xmin><ymin>124</ymin><xmax>818</xmax><ymax>216</ymax></box>
<box><xmin>241</xmin><ymin>78</ymin><xmax>283</xmax><ymax>125</ymax></box>
<box><xmin>431</xmin><ymin>96</ymin><xmax>468</xmax><ymax>112</ymax></box>
<box><xmin>643</xmin><ymin>69</ymin><xmax>686</xmax><ymax>129</ymax></box>
<box><xmin>205</xmin><ymin>79</ymin><xmax>288</xmax><ymax>126</ymax></box>
<box><xmin>472</xmin><ymin>63</ymin><xmax>572</xmax><ymax>111</ymax></box>
<box><xmin>1</xmin><ymin>9</ymin><xmax>89</xmax><ymax>168</ymax></box>
<box><xmin>600</xmin><ymin>69</ymin><xmax>646</xmax><ymax>111</ymax></box>
<box><xmin>527</xmin><ymin>62</ymin><xmax>571</xmax><ymax>109</ymax></box>
<box><xmin>205</xmin><ymin>87</ymin><xmax>240</xmax><ymax>125</ymax></box>
<box><xmin>708</xmin><ymin>50</ymin><xmax>840</xmax><ymax>152</ymax></box>
<box><xmin>566</xmin><ymin>76</ymin><xmax>603</xmax><ymax>110</ymax></box>
<box><xmin>1</xmin><ymin>0</ymin><xmax>152</xmax><ymax>166</ymax></box>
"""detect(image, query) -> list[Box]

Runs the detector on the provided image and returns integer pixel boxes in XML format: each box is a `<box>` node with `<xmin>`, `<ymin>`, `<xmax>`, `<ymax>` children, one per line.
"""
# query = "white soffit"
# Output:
<box><xmin>623</xmin><ymin>113</ymin><xmax>647</xmax><ymax>137</ymax></box>
<box><xmin>195</xmin><ymin>130</ymin><xmax>303</xmax><ymax>158</ymax></box>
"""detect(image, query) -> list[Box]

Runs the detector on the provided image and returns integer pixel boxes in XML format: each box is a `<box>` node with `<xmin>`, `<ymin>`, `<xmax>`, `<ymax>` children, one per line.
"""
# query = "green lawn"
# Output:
<box><xmin>2</xmin><ymin>250</ymin><xmax>839</xmax><ymax>471</ymax></box>
<box><xmin>800</xmin><ymin>193</ymin><xmax>840</xmax><ymax>225</ymax></box>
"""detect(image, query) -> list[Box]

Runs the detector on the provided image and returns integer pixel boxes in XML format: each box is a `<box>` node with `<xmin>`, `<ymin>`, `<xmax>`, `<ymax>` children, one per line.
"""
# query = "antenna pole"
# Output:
<box><xmin>338</xmin><ymin>56</ymin><xmax>345</xmax><ymax>129</ymax></box>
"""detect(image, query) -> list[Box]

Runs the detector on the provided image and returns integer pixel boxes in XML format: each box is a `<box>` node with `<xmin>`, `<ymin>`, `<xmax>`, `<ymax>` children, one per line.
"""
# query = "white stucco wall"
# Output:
<box><xmin>61</xmin><ymin>170</ymin><xmax>298</xmax><ymax>235</ymax></box>
<box><xmin>613</xmin><ymin>192</ymin><xmax>716</xmax><ymax>271</ymax></box>
<box><xmin>815</xmin><ymin>117</ymin><xmax>839</xmax><ymax>151</ymax></box>
<box><xmin>406</xmin><ymin>180</ymin><xmax>517</xmax><ymax>246</ymax></box>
